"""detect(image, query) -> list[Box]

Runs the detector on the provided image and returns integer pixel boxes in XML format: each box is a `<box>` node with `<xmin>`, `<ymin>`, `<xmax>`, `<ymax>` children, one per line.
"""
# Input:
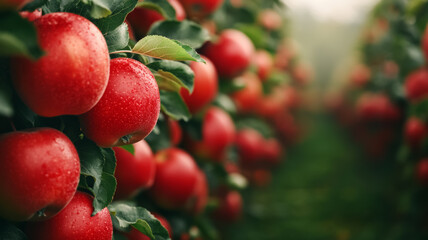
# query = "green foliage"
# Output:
<box><xmin>148</xmin><ymin>20</ymin><xmax>211</xmax><ymax>49</ymax></box>
<box><xmin>109</xmin><ymin>202</ymin><xmax>171</xmax><ymax>240</ymax></box>
<box><xmin>76</xmin><ymin>139</ymin><xmax>117</xmax><ymax>215</ymax></box>
<box><xmin>145</xmin><ymin>113</ymin><xmax>172</xmax><ymax>152</ymax></box>
<box><xmin>148</xmin><ymin>60</ymin><xmax>194</xmax><ymax>93</ymax></box>
<box><xmin>104</xmin><ymin>22</ymin><xmax>130</xmax><ymax>52</ymax></box>
<box><xmin>0</xmin><ymin>222</ymin><xmax>27</xmax><ymax>240</ymax></box>
<box><xmin>159</xmin><ymin>90</ymin><xmax>191</xmax><ymax>121</ymax></box>
<box><xmin>136</xmin><ymin>0</ymin><xmax>176</xmax><ymax>19</ymax></box>
<box><xmin>0</xmin><ymin>11</ymin><xmax>43</xmax><ymax>59</ymax></box>
<box><xmin>132</xmin><ymin>35</ymin><xmax>205</xmax><ymax>62</ymax></box>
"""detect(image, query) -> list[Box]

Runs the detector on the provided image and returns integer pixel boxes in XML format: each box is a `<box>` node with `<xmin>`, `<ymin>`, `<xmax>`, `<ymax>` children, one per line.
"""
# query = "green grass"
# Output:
<box><xmin>222</xmin><ymin>112</ymin><xmax>403</xmax><ymax>240</ymax></box>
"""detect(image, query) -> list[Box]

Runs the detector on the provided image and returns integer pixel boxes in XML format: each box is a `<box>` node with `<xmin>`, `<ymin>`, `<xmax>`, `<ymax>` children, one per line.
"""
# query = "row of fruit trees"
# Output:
<box><xmin>327</xmin><ymin>0</ymin><xmax>428</xmax><ymax>238</ymax></box>
<box><xmin>0</xmin><ymin>0</ymin><xmax>311</xmax><ymax>239</ymax></box>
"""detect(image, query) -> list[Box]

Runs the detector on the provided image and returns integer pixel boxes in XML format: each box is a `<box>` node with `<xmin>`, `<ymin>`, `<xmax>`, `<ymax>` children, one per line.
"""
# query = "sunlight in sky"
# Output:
<box><xmin>284</xmin><ymin>0</ymin><xmax>380</xmax><ymax>23</ymax></box>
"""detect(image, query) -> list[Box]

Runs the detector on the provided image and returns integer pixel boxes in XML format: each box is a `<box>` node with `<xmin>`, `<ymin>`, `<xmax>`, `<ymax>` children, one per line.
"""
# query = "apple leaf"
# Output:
<box><xmin>132</xmin><ymin>35</ymin><xmax>205</xmax><ymax>62</ymax></box>
<box><xmin>148</xmin><ymin>20</ymin><xmax>211</xmax><ymax>49</ymax></box>
<box><xmin>0</xmin><ymin>77</ymin><xmax>13</xmax><ymax>118</ymax></box>
<box><xmin>147</xmin><ymin>60</ymin><xmax>194</xmax><ymax>93</ymax></box>
<box><xmin>0</xmin><ymin>11</ymin><xmax>43</xmax><ymax>59</ymax></box>
<box><xmin>160</xmin><ymin>90</ymin><xmax>191</xmax><ymax>121</ymax></box>
<box><xmin>104</xmin><ymin>22</ymin><xmax>130</xmax><ymax>52</ymax></box>
<box><xmin>76</xmin><ymin>138</ymin><xmax>117</xmax><ymax>215</ymax></box>
<box><xmin>145</xmin><ymin>114</ymin><xmax>172</xmax><ymax>152</ymax></box>
<box><xmin>109</xmin><ymin>202</ymin><xmax>171</xmax><ymax>240</ymax></box>
<box><xmin>136</xmin><ymin>0</ymin><xmax>175</xmax><ymax>19</ymax></box>
<box><xmin>41</xmin><ymin>0</ymin><xmax>137</xmax><ymax>33</ymax></box>
<box><xmin>22</xmin><ymin>0</ymin><xmax>47</xmax><ymax>11</ymax></box>
<box><xmin>120</xmin><ymin>144</ymin><xmax>135</xmax><ymax>155</ymax></box>
<box><xmin>0</xmin><ymin>222</ymin><xmax>27</xmax><ymax>240</ymax></box>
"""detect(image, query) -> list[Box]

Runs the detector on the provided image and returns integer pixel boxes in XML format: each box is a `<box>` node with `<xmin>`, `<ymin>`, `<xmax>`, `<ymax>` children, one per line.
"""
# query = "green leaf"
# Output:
<box><xmin>132</xmin><ymin>35</ymin><xmax>205</xmax><ymax>62</ymax></box>
<box><xmin>109</xmin><ymin>202</ymin><xmax>171</xmax><ymax>240</ymax></box>
<box><xmin>76</xmin><ymin>138</ymin><xmax>117</xmax><ymax>215</ymax></box>
<box><xmin>92</xmin><ymin>0</ymin><xmax>138</xmax><ymax>33</ymax></box>
<box><xmin>160</xmin><ymin>90</ymin><xmax>191</xmax><ymax>121</ymax></box>
<box><xmin>136</xmin><ymin>0</ymin><xmax>176</xmax><ymax>19</ymax></box>
<box><xmin>0</xmin><ymin>77</ymin><xmax>13</xmax><ymax>117</ymax></box>
<box><xmin>145</xmin><ymin>114</ymin><xmax>172</xmax><ymax>152</ymax></box>
<box><xmin>22</xmin><ymin>0</ymin><xmax>47</xmax><ymax>11</ymax></box>
<box><xmin>148</xmin><ymin>20</ymin><xmax>210</xmax><ymax>49</ymax></box>
<box><xmin>0</xmin><ymin>11</ymin><xmax>43</xmax><ymax>59</ymax></box>
<box><xmin>147</xmin><ymin>60</ymin><xmax>194</xmax><ymax>92</ymax></box>
<box><xmin>90</xmin><ymin>0</ymin><xmax>113</xmax><ymax>19</ymax></box>
<box><xmin>120</xmin><ymin>144</ymin><xmax>135</xmax><ymax>155</ymax></box>
<box><xmin>104</xmin><ymin>22</ymin><xmax>130</xmax><ymax>52</ymax></box>
<box><xmin>0</xmin><ymin>222</ymin><xmax>27</xmax><ymax>240</ymax></box>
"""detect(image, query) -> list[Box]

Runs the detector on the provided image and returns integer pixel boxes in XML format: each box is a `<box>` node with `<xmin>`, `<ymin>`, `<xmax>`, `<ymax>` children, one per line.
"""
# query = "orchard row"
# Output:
<box><xmin>0</xmin><ymin>0</ymin><xmax>308</xmax><ymax>239</ymax></box>
<box><xmin>326</xmin><ymin>0</ymin><xmax>428</xmax><ymax>238</ymax></box>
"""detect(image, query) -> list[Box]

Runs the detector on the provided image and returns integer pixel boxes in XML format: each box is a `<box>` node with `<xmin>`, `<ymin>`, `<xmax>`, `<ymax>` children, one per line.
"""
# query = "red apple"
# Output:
<box><xmin>350</xmin><ymin>64</ymin><xmax>371</xmax><ymax>88</ymax></box>
<box><xmin>214</xmin><ymin>190</ymin><xmax>242</xmax><ymax>222</ymax></box>
<box><xmin>291</xmin><ymin>63</ymin><xmax>311</xmax><ymax>86</ymax></box>
<box><xmin>236</xmin><ymin>128</ymin><xmax>264</xmax><ymax>168</ymax></box>
<box><xmin>355</xmin><ymin>93</ymin><xmax>400</xmax><ymax>122</ymax></box>
<box><xmin>178</xmin><ymin>0</ymin><xmax>224</xmax><ymax>20</ymax></box>
<box><xmin>113</xmin><ymin>140</ymin><xmax>156</xmax><ymax>200</ymax></box>
<box><xmin>127</xmin><ymin>0</ymin><xmax>186</xmax><ymax>39</ymax></box>
<box><xmin>190</xmin><ymin>107</ymin><xmax>236</xmax><ymax>161</ymax></box>
<box><xmin>125</xmin><ymin>213</ymin><xmax>172</xmax><ymax>240</ymax></box>
<box><xmin>188</xmin><ymin>169</ymin><xmax>209</xmax><ymax>215</ymax></box>
<box><xmin>180</xmin><ymin>56</ymin><xmax>218</xmax><ymax>113</ymax></box>
<box><xmin>252</xmin><ymin>50</ymin><xmax>273</xmax><ymax>81</ymax></box>
<box><xmin>168</xmin><ymin>118</ymin><xmax>183</xmax><ymax>146</ymax></box>
<box><xmin>417</xmin><ymin>159</ymin><xmax>428</xmax><ymax>184</ymax></box>
<box><xmin>405</xmin><ymin>117</ymin><xmax>427</xmax><ymax>148</ymax></box>
<box><xmin>262</xmin><ymin>138</ymin><xmax>283</xmax><ymax>167</ymax></box>
<box><xmin>11</xmin><ymin>12</ymin><xmax>110</xmax><ymax>117</ymax></box>
<box><xmin>0</xmin><ymin>128</ymin><xmax>80</xmax><ymax>222</ymax></box>
<box><xmin>79</xmin><ymin>57</ymin><xmax>160</xmax><ymax>148</ymax></box>
<box><xmin>405</xmin><ymin>68</ymin><xmax>428</xmax><ymax>102</ymax></box>
<box><xmin>203</xmin><ymin>29</ymin><xmax>254</xmax><ymax>79</ymax></box>
<box><xmin>257</xmin><ymin>9</ymin><xmax>282</xmax><ymax>31</ymax></box>
<box><xmin>19</xmin><ymin>9</ymin><xmax>42</xmax><ymax>21</ymax></box>
<box><xmin>151</xmin><ymin>148</ymin><xmax>199</xmax><ymax>209</ymax></box>
<box><xmin>231</xmin><ymin>72</ymin><xmax>263</xmax><ymax>113</ymax></box>
<box><xmin>26</xmin><ymin>192</ymin><xmax>113</xmax><ymax>240</ymax></box>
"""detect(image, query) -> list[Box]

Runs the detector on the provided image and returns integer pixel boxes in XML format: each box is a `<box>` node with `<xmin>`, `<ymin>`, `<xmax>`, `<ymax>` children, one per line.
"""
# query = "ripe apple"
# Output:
<box><xmin>0</xmin><ymin>128</ymin><xmax>80</xmax><ymax>222</ymax></box>
<box><xmin>151</xmin><ymin>148</ymin><xmax>199</xmax><ymax>209</ymax></box>
<box><xmin>79</xmin><ymin>57</ymin><xmax>160</xmax><ymax>148</ymax></box>
<box><xmin>405</xmin><ymin>117</ymin><xmax>427</xmax><ymax>148</ymax></box>
<box><xmin>188</xmin><ymin>169</ymin><xmax>209</xmax><ymax>215</ymax></box>
<box><xmin>355</xmin><ymin>93</ymin><xmax>400</xmax><ymax>122</ymax></box>
<box><xmin>214</xmin><ymin>190</ymin><xmax>242</xmax><ymax>222</ymax></box>
<box><xmin>252</xmin><ymin>50</ymin><xmax>273</xmax><ymax>81</ymax></box>
<box><xmin>113</xmin><ymin>140</ymin><xmax>156</xmax><ymax>200</ymax></box>
<box><xmin>190</xmin><ymin>107</ymin><xmax>236</xmax><ymax>162</ymax></box>
<box><xmin>19</xmin><ymin>9</ymin><xmax>42</xmax><ymax>21</ymax></box>
<box><xmin>26</xmin><ymin>192</ymin><xmax>113</xmax><ymax>240</ymax></box>
<box><xmin>262</xmin><ymin>138</ymin><xmax>283</xmax><ymax>167</ymax></box>
<box><xmin>257</xmin><ymin>9</ymin><xmax>282</xmax><ymax>31</ymax></box>
<box><xmin>231</xmin><ymin>72</ymin><xmax>263</xmax><ymax>113</ymax></box>
<box><xmin>180</xmin><ymin>56</ymin><xmax>218</xmax><ymax>113</ymax></box>
<box><xmin>11</xmin><ymin>12</ymin><xmax>110</xmax><ymax>117</ymax></box>
<box><xmin>127</xmin><ymin>0</ymin><xmax>186</xmax><ymax>39</ymax></box>
<box><xmin>256</xmin><ymin>87</ymin><xmax>286</xmax><ymax>118</ymax></box>
<box><xmin>417</xmin><ymin>159</ymin><xmax>428</xmax><ymax>184</ymax></box>
<box><xmin>124</xmin><ymin>213</ymin><xmax>172</xmax><ymax>240</ymax></box>
<box><xmin>405</xmin><ymin>68</ymin><xmax>428</xmax><ymax>102</ymax></box>
<box><xmin>350</xmin><ymin>64</ymin><xmax>371</xmax><ymax>88</ymax></box>
<box><xmin>202</xmin><ymin>29</ymin><xmax>254</xmax><ymax>79</ymax></box>
<box><xmin>168</xmin><ymin>118</ymin><xmax>183</xmax><ymax>146</ymax></box>
<box><xmin>236</xmin><ymin>128</ymin><xmax>264</xmax><ymax>168</ymax></box>
<box><xmin>178</xmin><ymin>0</ymin><xmax>224</xmax><ymax>20</ymax></box>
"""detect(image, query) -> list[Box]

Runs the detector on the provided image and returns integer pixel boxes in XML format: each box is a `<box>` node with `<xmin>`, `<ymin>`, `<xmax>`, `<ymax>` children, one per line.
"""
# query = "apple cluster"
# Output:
<box><xmin>0</xmin><ymin>0</ymin><xmax>308</xmax><ymax>239</ymax></box>
<box><xmin>325</xmin><ymin>0</ymin><xmax>428</xmax><ymax>236</ymax></box>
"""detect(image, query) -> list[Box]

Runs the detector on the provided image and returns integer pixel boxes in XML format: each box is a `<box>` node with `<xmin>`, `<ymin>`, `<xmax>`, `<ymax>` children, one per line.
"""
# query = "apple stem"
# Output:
<box><xmin>110</xmin><ymin>50</ymin><xmax>134</xmax><ymax>55</ymax></box>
